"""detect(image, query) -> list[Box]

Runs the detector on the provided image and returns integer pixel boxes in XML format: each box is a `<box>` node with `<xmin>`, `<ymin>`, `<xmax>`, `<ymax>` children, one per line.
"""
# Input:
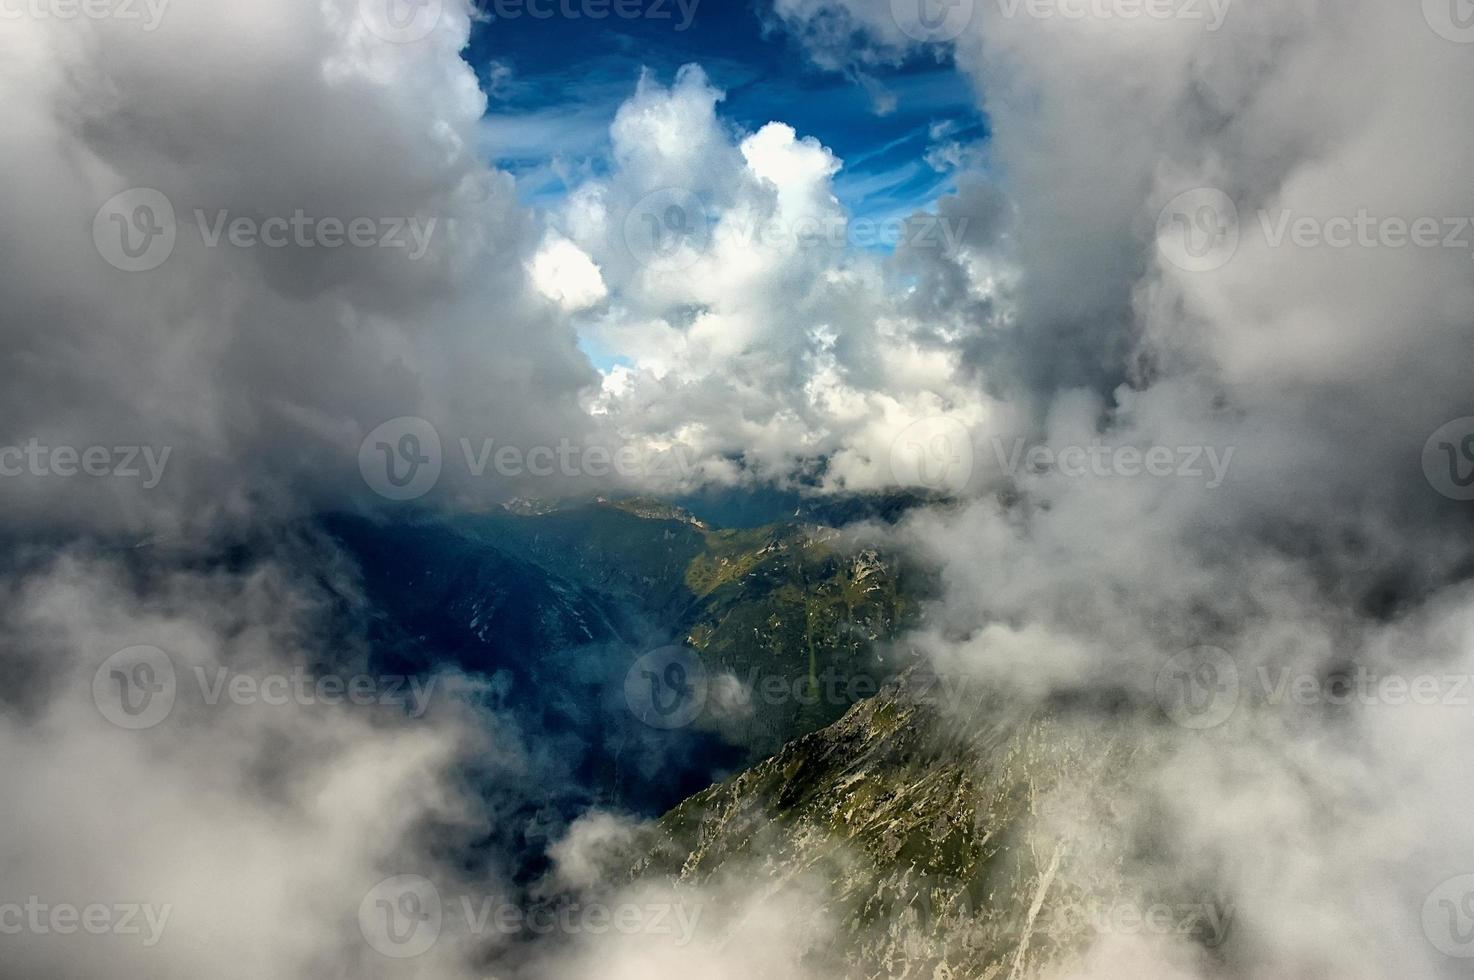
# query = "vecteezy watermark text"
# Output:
<box><xmin>358</xmin><ymin>875</ymin><xmax>702</xmax><ymax>958</ymax></box>
<box><xmin>623</xmin><ymin>648</ymin><xmax>1027</xmax><ymax>730</ymax></box>
<box><xmin>628</xmin><ymin>648</ymin><xmax>896</xmax><ymax>731</ymax></box>
<box><xmin>883</xmin><ymin>421</ymin><xmax>1235</xmax><ymax>494</ymax></box>
<box><xmin>622</xmin><ymin>188</ymin><xmax>974</xmax><ymax>273</ymax></box>
<box><xmin>1157</xmin><ymin>187</ymin><xmax>1474</xmax><ymax>273</ymax></box>
<box><xmin>889</xmin><ymin>0</ymin><xmax>1231</xmax><ymax>42</ymax></box>
<box><xmin>1048</xmin><ymin>897</ymin><xmax>1235</xmax><ymax>948</ymax></box>
<box><xmin>1156</xmin><ymin>646</ymin><xmax>1474</xmax><ymax>730</ymax></box>
<box><xmin>0</xmin><ymin>0</ymin><xmax>168</xmax><ymax>28</ymax></box>
<box><xmin>992</xmin><ymin>438</ymin><xmax>1235</xmax><ymax>488</ymax></box>
<box><xmin>192</xmin><ymin>210</ymin><xmax>436</xmax><ymax>258</ymax></box>
<box><xmin>485</xmin><ymin>0</ymin><xmax>700</xmax><ymax>30</ymax></box>
<box><xmin>1257</xmin><ymin>210</ymin><xmax>1474</xmax><ymax>254</ymax></box>
<box><xmin>92</xmin><ymin>645</ymin><xmax>436</xmax><ymax>730</ymax></box>
<box><xmin>0</xmin><ymin>898</ymin><xmax>171</xmax><ymax>946</ymax></box>
<box><xmin>0</xmin><ymin>440</ymin><xmax>170</xmax><ymax>488</ymax></box>
<box><xmin>93</xmin><ymin>188</ymin><xmax>438</xmax><ymax>272</ymax></box>
<box><xmin>995</xmin><ymin>0</ymin><xmax>1232</xmax><ymax>30</ymax></box>
<box><xmin>358</xmin><ymin>416</ymin><xmax>699</xmax><ymax>501</ymax></box>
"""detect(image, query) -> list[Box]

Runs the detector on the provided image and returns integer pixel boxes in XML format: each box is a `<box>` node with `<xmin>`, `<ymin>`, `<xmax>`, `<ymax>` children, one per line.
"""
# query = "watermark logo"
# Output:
<box><xmin>94</xmin><ymin>190</ymin><xmax>438</xmax><ymax>271</ymax></box>
<box><xmin>92</xmin><ymin>645</ymin><xmax>177</xmax><ymax>730</ymax></box>
<box><xmin>890</xmin><ymin>417</ymin><xmax>975</xmax><ymax>493</ymax></box>
<box><xmin>1155</xmin><ymin>646</ymin><xmax>1239</xmax><ymax>729</ymax></box>
<box><xmin>359</xmin><ymin>876</ymin><xmax>702</xmax><ymax>957</ymax></box>
<box><xmin>360</xmin><ymin>875</ymin><xmax>442</xmax><ymax>958</ymax></box>
<box><xmin>624</xmin><ymin>646</ymin><xmax>707</xmax><ymax>729</ymax></box>
<box><xmin>1424</xmin><ymin>875</ymin><xmax>1474</xmax><ymax>957</ymax></box>
<box><xmin>359</xmin><ymin>0</ymin><xmax>442</xmax><ymax>42</ymax></box>
<box><xmin>1424</xmin><ymin>0</ymin><xmax>1474</xmax><ymax>43</ymax></box>
<box><xmin>623</xmin><ymin>188</ymin><xmax>710</xmax><ymax>274</ymax></box>
<box><xmin>192</xmin><ymin>209</ymin><xmax>437</xmax><ymax>258</ymax></box>
<box><xmin>1161</xmin><ymin>189</ymin><xmax>1474</xmax><ymax>271</ymax></box>
<box><xmin>93</xmin><ymin>647</ymin><xmax>438</xmax><ymax>729</ymax></box>
<box><xmin>1159</xmin><ymin>649</ymin><xmax>1474</xmax><ymax>727</ymax></box>
<box><xmin>1156</xmin><ymin>188</ymin><xmax>1239</xmax><ymax>273</ymax></box>
<box><xmin>1423</xmin><ymin>418</ymin><xmax>1474</xmax><ymax>501</ymax></box>
<box><xmin>891</xmin><ymin>0</ymin><xmax>975</xmax><ymax>42</ymax></box>
<box><xmin>93</xmin><ymin>188</ymin><xmax>176</xmax><ymax>273</ymax></box>
<box><xmin>710</xmin><ymin>664</ymin><xmax>886</xmax><ymax>713</ymax></box>
<box><xmin>360</xmin><ymin>417</ymin><xmax>443</xmax><ymax>502</ymax></box>
<box><xmin>358</xmin><ymin>420</ymin><xmax>703</xmax><ymax>500</ymax></box>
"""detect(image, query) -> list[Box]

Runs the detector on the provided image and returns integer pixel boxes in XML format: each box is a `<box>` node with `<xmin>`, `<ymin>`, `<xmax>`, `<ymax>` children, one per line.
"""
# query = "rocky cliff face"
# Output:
<box><xmin>630</xmin><ymin>674</ymin><xmax>1229</xmax><ymax>978</ymax></box>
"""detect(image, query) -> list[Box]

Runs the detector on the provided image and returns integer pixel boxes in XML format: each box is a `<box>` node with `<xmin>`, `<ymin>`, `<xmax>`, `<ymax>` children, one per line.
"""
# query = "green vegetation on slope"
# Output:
<box><xmin>465</xmin><ymin>499</ymin><xmax>928</xmax><ymax>760</ymax></box>
<box><xmin>682</xmin><ymin>524</ymin><xmax>920</xmax><ymax>759</ymax></box>
<box><xmin>631</xmin><ymin>675</ymin><xmax>1229</xmax><ymax>978</ymax></box>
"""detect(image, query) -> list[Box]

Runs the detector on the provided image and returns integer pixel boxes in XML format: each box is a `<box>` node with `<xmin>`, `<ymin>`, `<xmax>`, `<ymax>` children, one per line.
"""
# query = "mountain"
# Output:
<box><xmin>323</xmin><ymin>501</ymin><xmax>1229</xmax><ymax>975</ymax></box>
<box><xmin>627</xmin><ymin>673</ymin><xmax>1230</xmax><ymax>978</ymax></box>
<box><xmin>327</xmin><ymin>499</ymin><xmax>926</xmax><ymax>761</ymax></box>
<box><xmin>317</xmin><ymin>499</ymin><xmax>927</xmax><ymax>875</ymax></box>
<box><xmin>680</xmin><ymin>521</ymin><xmax>918</xmax><ymax>758</ymax></box>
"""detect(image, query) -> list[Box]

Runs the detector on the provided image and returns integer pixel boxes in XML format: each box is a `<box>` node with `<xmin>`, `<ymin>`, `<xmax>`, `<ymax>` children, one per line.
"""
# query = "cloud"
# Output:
<box><xmin>548</xmin><ymin>64</ymin><xmax>1010</xmax><ymax>496</ymax></box>
<box><xmin>531</xmin><ymin>233</ymin><xmax>609</xmax><ymax>311</ymax></box>
<box><xmin>0</xmin><ymin>546</ymin><xmax>505</xmax><ymax>979</ymax></box>
<box><xmin>11</xmin><ymin>0</ymin><xmax>1474</xmax><ymax>975</ymax></box>
<box><xmin>766</xmin><ymin>0</ymin><xmax>1474</xmax><ymax>975</ymax></box>
<box><xmin>0</xmin><ymin>0</ymin><xmax>615</xmax><ymax>534</ymax></box>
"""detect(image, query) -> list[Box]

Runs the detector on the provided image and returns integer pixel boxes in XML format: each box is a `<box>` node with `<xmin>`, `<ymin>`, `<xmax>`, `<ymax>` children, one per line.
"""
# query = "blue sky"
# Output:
<box><xmin>465</xmin><ymin>0</ymin><xmax>989</xmax><ymax>226</ymax></box>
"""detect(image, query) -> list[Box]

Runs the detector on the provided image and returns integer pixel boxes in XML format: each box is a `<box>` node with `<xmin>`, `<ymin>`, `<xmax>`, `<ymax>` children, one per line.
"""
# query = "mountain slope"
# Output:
<box><xmin>329</xmin><ymin>501</ymin><xmax>924</xmax><ymax>761</ymax></box>
<box><xmin>631</xmin><ymin>674</ymin><xmax>1225</xmax><ymax>978</ymax></box>
<box><xmin>317</xmin><ymin>502</ymin><xmax>926</xmax><ymax>852</ymax></box>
